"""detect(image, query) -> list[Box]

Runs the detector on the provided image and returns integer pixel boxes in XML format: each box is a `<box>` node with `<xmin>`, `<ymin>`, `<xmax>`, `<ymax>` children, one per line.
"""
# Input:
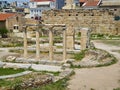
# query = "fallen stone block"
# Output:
<box><xmin>4</xmin><ymin>63</ymin><xmax>31</xmax><ymax>69</ymax></box>
<box><xmin>31</xmin><ymin>64</ymin><xmax>62</xmax><ymax>72</ymax></box>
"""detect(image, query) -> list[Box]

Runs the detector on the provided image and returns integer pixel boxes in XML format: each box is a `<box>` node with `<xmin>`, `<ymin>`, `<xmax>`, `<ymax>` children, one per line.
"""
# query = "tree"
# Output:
<box><xmin>0</xmin><ymin>28</ymin><xmax>8</xmax><ymax>38</ymax></box>
<box><xmin>0</xmin><ymin>8</ymin><xmax>2</xmax><ymax>11</ymax></box>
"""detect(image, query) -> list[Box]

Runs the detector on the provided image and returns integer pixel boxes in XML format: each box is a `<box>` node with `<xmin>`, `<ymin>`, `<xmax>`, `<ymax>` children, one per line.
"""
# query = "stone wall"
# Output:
<box><xmin>6</xmin><ymin>14</ymin><xmax>24</xmax><ymax>31</ymax></box>
<box><xmin>6</xmin><ymin>14</ymin><xmax>38</xmax><ymax>32</ymax></box>
<box><xmin>42</xmin><ymin>9</ymin><xmax>120</xmax><ymax>35</ymax></box>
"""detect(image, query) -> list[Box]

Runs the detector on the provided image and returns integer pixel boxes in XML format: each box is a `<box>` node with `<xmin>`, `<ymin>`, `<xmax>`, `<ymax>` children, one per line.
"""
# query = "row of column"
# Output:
<box><xmin>23</xmin><ymin>27</ymin><xmax>67</xmax><ymax>61</ymax></box>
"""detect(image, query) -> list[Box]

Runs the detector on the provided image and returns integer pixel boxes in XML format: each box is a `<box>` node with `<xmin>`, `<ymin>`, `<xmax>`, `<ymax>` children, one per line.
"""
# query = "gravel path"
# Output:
<box><xmin>68</xmin><ymin>41</ymin><xmax>120</xmax><ymax>90</ymax></box>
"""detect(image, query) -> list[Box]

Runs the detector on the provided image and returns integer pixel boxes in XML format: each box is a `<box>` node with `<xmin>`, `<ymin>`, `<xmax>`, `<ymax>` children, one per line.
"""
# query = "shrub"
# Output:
<box><xmin>0</xmin><ymin>28</ymin><xmax>8</xmax><ymax>38</ymax></box>
<box><xmin>113</xmin><ymin>88</ymin><xmax>120</xmax><ymax>90</ymax></box>
<box><xmin>73</xmin><ymin>50</ymin><xmax>86</xmax><ymax>61</ymax></box>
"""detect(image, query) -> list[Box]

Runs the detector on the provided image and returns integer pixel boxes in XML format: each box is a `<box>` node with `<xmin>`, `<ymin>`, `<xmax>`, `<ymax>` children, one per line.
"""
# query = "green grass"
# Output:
<box><xmin>113</xmin><ymin>88</ymin><xmax>120</xmax><ymax>90</ymax></box>
<box><xmin>0</xmin><ymin>43</ymin><xmax>23</xmax><ymax>47</ymax></box>
<box><xmin>0</xmin><ymin>78</ymin><xmax>23</xmax><ymax>89</ymax></box>
<box><xmin>33</xmin><ymin>71</ymin><xmax>75</xmax><ymax>90</ymax></box>
<box><xmin>0</xmin><ymin>73</ymin><xmax>30</xmax><ymax>88</ymax></box>
<box><xmin>70</xmin><ymin>48</ymin><xmax>118</xmax><ymax>68</ymax></box>
<box><xmin>0</xmin><ymin>68</ymin><xmax>25</xmax><ymax>76</ymax></box>
<box><xmin>9</xmin><ymin>49</ymin><xmax>49</xmax><ymax>54</ymax></box>
<box><xmin>30</xmin><ymin>70</ymin><xmax>60</xmax><ymax>76</ymax></box>
<box><xmin>73</xmin><ymin>50</ymin><xmax>86</xmax><ymax>61</ymax></box>
<box><xmin>90</xmin><ymin>34</ymin><xmax>120</xmax><ymax>40</ymax></box>
<box><xmin>68</xmin><ymin>50</ymin><xmax>87</xmax><ymax>68</ymax></box>
<box><xmin>56</xmin><ymin>46</ymin><xmax>63</xmax><ymax>49</ymax></box>
<box><xmin>0</xmin><ymin>69</ymin><xmax>75</xmax><ymax>90</ymax></box>
<box><xmin>0</xmin><ymin>79</ymin><xmax>15</xmax><ymax>87</ymax></box>
<box><xmin>0</xmin><ymin>72</ymin><xmax>70</xmax><ymax>90</ymax></box>
<box><xmin>40</xmin><ymin>36</ymin><xmax>48</xmax><ymax>38</ymax></box>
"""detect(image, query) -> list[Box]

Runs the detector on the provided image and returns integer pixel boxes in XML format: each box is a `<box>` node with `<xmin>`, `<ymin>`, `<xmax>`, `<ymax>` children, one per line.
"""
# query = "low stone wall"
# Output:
<box><xmin>71</xmin><ymin>49</ymin><xmax>117</xmax><ymax>67</ymax></box>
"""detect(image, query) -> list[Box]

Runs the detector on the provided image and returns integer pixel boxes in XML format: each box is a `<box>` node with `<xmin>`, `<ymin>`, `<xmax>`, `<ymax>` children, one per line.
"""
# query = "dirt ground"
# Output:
<box><xmin>68</xmin><ymin>40</ymin><xmax>120</xmax><ymax>90</ymax></box>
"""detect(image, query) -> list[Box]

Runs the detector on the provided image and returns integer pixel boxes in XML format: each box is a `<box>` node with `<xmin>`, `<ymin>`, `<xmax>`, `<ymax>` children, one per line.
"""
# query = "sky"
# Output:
<box><xmin>0</xmin><ymin>0</ymin><xmax>29</xmax><ymax>3</ymax></box>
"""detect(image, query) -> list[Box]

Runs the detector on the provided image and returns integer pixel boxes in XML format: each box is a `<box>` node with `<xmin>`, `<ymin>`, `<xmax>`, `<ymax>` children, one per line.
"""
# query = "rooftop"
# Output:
<box><xmin>83</xmin><ymin>0</ymin><xmax>99</xmax><ymax>6</ymax></box>
<box><xmin>0</xmin><ymin>13</ymin><xmax>15</xmax><ymax>21</ymax></box>
<box><xmin>101</xmin><ymin>0</ymin><xmax>120</xmax><ymax>6</ymax></box>
<box><xmin>79</xmin><ymin>0</ymin><xmax>87</xmax><ymax>3</ymax></box>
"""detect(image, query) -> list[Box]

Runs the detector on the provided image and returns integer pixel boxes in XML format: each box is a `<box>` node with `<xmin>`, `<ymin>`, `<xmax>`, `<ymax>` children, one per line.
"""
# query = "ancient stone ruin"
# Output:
<box><xmin>42</xmin><ymin>9</ymin><xmax>120</xmax><ymax>49</ymax></box>
<box><xmin>22</xmin><ymin>23</ymin><xmax>90</xmax><ymax>61</ymax></box>
<box><xmin>42</xmin><ymin>9</ymin><xmax>120</xmax><ymax>35</ymax></box>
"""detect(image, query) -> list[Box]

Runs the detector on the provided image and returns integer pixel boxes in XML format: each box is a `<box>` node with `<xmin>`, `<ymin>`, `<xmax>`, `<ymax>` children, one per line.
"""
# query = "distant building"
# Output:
<box><xmin>0</xmin><ymin>13</ymin><xmax>24</xmax><ymax>32</ymax></box>
<box><xmin>79</xmin><ymin>0</ymin><xmax>87</xmax><ymax>6</ymax></box>
<box><xmin>10</xmin><ymin>1</ymin><xmax>17</xmax><ymax>7</ymax></box>
<box><xmin>99</xmin><ymin>0</ymin><xmax>120</xmax><ymax>9</ymax></box>
<box><xmin>0</xmin><ymin>1</ymin><xmax>9</xmax><ymax>8</ymax></box>
<box><xmin>29</xmin><ymin>0</ymin><xmax>56</xmax><ymax>19</ymax></box>
<box><xmin>56</xmin><ymin>0</ymin><xmax>64</xmax><ymax>9</ymax></box>
<box><xmin>82</xmin><ymin>0</ymin><xmax>101</xmax><ymax>9</ymax></box>
<box><xmin>63</xmin><ymin>0</ymin><xmax>80</xmax><ymax>9</ymax></box>
<box><xmin>74</xmin><ymin>0</ymin><xmax>80</xmax><ymax>5</ymax></box>
<box><xmin>2</xmin><ymin>8</ymin><xmax>12</xmax><ymax>13</ymax></box>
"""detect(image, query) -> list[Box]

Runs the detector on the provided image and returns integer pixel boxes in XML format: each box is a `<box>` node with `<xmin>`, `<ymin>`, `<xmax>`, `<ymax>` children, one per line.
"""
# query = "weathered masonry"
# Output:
<box><xmin>42</xmin><ymin>9</ymin><xmax>120</xmax><ymax>49</ymax></box>
<box><xmin>23</xmin><ymin>24</ymin><xmax>67</xmax><ymax>61</ymax></box>
<box><xmin>42</xmin><ymin>9</ymin><xmax>120</xmax><ymax>35</ymax></box>
<box><xmin>22</xmin><ymin>23</ymin><xmax>90</xmax><ymax>60</ymax></box>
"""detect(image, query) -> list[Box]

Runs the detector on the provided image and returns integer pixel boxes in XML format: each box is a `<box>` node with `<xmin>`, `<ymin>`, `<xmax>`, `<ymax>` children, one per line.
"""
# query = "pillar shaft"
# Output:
<box><xmin>36</xmin><ymin>30</ymin><xmax>40</xmax><ymax>59</ymax></box>
<box><xmin>63</xmin><ymin>29</ymin><xmax>67</xmax><ymax>61</ymax></box>
<box><xmin>66</xmin><ymin>26</ymin><xmax>75</xmax><ymax>50</ymax></box>
<box><xmin>49</xmin><ymin>30</ymin><xmax>53</xmax><ymax>61</ymax></box>
<box><xmin>23</xmin><ymin>29</ymin><xmax>27</xmax><ymax>58</ymax></box>
<box><xmin>80</xmin><ymin>28</ymin><xmax>90</xmax><ymax>50</ymax></box>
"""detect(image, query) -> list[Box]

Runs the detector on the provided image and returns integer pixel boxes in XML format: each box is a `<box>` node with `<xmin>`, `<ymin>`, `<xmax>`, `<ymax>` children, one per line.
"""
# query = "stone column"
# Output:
<box><xmin>23</xmin><ymin>27</ymin><xmax>27</xmax><ymax>58</ymax></box>
<box><xmin>80</xmin><ymin>28</ymin><xmax>90</xmax><ymax>50</ymax></box>
<box><xmin>63</xmin><ymin>29</ymin><xmax>67</xmax><ymax>61</ymax></box>
<box><xmin>36</xmin><ymin>29</ymin><xmax>40</xmax><ymax>59</ymax></box>
<box><xmin>49</xmin><ymin>29</ymin><xmax>53</xmax><ymax>61</ymax></box>
<box><xmin>66</xmin><ymin>25</ymin><xmax>75</xmax><ymax>50</ymax></box>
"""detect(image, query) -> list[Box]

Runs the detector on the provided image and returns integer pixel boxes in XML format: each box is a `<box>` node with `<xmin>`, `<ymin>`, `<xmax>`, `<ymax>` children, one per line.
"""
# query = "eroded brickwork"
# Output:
<box><xmin>42</xmin><ymin>9</ymin><xmax>120</xmax><ymax>35</ymax></box>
